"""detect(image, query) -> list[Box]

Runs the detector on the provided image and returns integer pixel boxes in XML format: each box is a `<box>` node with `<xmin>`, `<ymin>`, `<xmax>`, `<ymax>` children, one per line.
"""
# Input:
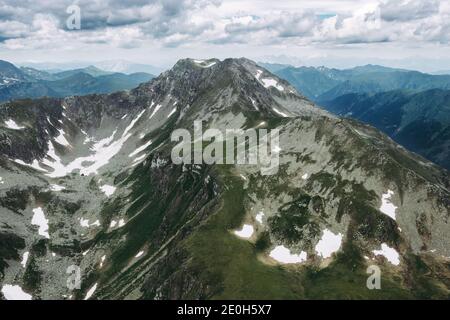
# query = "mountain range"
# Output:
<box><xmin>320</xmin><ymin>89</ymin><xmax>450</xmax><ymax>170</ymax></box>
<box><xmin>265</xmin><ymin>64</ymin><xmax>450</xmax><ymax>102</ymax></box>
<box><xmin>1</xmin><ymin>58</ymin><xmax>449</xmax><ymax>300</ymax></box>
<box><xmin>265</xmin><ymin>64</ymin><xmax>450</xmax><ymax>171</ymax></box>
<box><xmin>0</xmin><ymin>60</ymin><xmax>154</xmax><ymax>103</ymax></box>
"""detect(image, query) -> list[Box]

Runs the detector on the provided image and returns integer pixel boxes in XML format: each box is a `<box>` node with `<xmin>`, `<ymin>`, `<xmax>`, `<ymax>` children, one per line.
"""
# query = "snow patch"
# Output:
<box><xmin>84</xmin><ymin>283</ymin><xmax>97</xmax><ymax>300</ymax></box>
<box><xmin>380</xmin><ymin>190</ymin><xmax>397</xmax><ymax>220</ymax></box>
<box><xmin>269</xmin><ymin>246</ymin><xmax>307</xmax><ymax>264</ymax></box>
<box><xmin>167</xmin><ymin>108</ymin><xmax>177</xmax><ymax>118</ymax></box>
<box><xmin>49</xmin><ymin>184</ymin><xmax>65</xmax><ymax>191</ymax></box>
<box><xmin>1</xmin><ymin>285</ymin><xmax>32</xmax><ymax>300</ymax></box>
<box><xmin>100</xmin><ymin>184</ymin><xmax>116</xmax><ymax>197</ymax></box>
<box><xmin>254</xmin><ymin>69</ymin><xmax>284</xmax><ymax>91</ymax></box>
<box><xmin>149</xmin><ymin>104</ymin><xmax>162</xmax><ymax>120</ymax></box>
<box><xmin>135</xmin><ymin>251</ymin><xmax>144</xmax><ymax>258</ymax></box>
<box><xmin>234</xmin><ymin>224</ymin><xmax>254</xmax><ymax>239</ymax></box>
<box><xmin>90</xmin><ymin>220</ymin><xmax>100</xmax><ymax>227</ymax></box>
<box><xmin>42</xmin><ymin>109</ymin><xmax>147</xmax><ymax>177</ymax></box>
<box><xmin>99</xmin><ymin>255</ymin><xmax>106</xmax><ymax>268</ymax></box>
<box><xmin>4</xmin><ymin>119</ymin><xmax>25</xmax><ymax>130</ymax></box>
<box><xmin>373</xmin><ymin>243</ymin><xmax>400</xmax><ymax>266</ymax></box>
<box><xmin>272</xmin><ymin>107</ymin><xmax>289</xmax><ymax>117</ymax></box>
<box><xmin>315</xmin><ymin>229</ymin><xmax>343</xmax><ymax>259</ymax></box>
<box><xmin>249</xmin><ymin>97</ymin><xmax>259</xmax><ymax>111</ymax></box>
<box><xmin>54</xmin><ymin>129</ymin><xmax>70</xmax><ymax>147</ymax></box>
<box><xmin>14</xmin><ymin>159</ymin><xmax>47</xmax><ymax>172</ymax></box>
<box><xmin>31</xmin><ymin>207</ymin><xmax>49</xmax><ymax>238</ymax></box>
<box><xmin>21</xmin><ymin>251</ymin><xmax>29</xmax><ymax>268</ymax></box>
<box><xmin>129</xmin><ymin>140</ymin><xmax>152</xmax><ymax>158</ymax></box>
<box><xmin>301</xmin><ymin>173</ymin><xmax>309</xmax><ymax>180</ymax></box>
<box><xmin>79</xmin><ymin>218</ymin><xmax>90</xmax><ymax>227</ymax></box>
<box><xmin>255</xmin><ymin>211</ymin><xmax>264</xmax><ymax>224</ymax></box>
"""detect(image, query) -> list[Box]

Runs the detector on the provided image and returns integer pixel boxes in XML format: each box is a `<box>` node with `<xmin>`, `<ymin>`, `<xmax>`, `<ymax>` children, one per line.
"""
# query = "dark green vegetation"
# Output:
<box><xmin>0</xmin><ymin>232</ymin><xmax>25</xmax><ymax>277</ymax></box>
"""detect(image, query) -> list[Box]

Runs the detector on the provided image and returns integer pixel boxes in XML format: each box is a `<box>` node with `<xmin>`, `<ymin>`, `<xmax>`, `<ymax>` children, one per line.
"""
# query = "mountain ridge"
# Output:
<box><xmin>1</xmin><ymin>57</ymin><xmax>449</xmax><ymax>300</ymax></box>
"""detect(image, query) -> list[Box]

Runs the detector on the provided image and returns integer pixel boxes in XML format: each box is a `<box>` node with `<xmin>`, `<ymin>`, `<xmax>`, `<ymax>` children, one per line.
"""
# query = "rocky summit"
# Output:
<box><xmin>0</xmin><ymin>58</ymin><xmax>449</xmax><ymax>300</ymax></box>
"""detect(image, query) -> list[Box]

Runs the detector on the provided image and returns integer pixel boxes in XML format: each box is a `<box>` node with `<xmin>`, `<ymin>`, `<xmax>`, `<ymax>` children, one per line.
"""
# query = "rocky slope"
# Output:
<box><xmin>0</xmin><ymin>58</ymin><xmax>449</xmax><ymax>300</ymax></box>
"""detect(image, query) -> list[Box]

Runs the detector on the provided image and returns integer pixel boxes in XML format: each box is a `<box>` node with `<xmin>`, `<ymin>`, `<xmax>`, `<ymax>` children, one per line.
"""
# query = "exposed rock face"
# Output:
<box><xmin>0</xmin><ymin>58</ymin><xmax>449</xmax><ymax>300</ymax></box>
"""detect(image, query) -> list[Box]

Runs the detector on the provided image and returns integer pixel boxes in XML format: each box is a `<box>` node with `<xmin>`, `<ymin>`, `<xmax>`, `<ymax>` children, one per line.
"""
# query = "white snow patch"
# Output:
<box><xmin>234</xmin><ymin>224</ymin><xmax>254</xmax><ymax>239</ymax></box>
<box><xmin>21</xmin><ymin>252</ymin><xmax>29</xmax><ymax>268</ymax></box>
<box><xmin>193</xmin><ymin>59</ymin><xmax>216</xmax><ymax>68</ymax></box>
<box><xmin>301</xmin><ymin>173</ymin><xmax>309</xmax><ymax>180</ymax></box>
<box><xmin>100</xmin><ymin>184</ymin><xmax>116</xmax><ymax>197</ymax></box>
<box><xmin>84</xmin><ymin>283</ymin><xmax>97</xmax><ymax>300</ymax></box>
<box><xmin>254</xmin><ymin>69</ymin><xmax>284</xmax><ymax>91</ymax></box>
<box><xmin>167</xmin><ymin>108</ymin><xmax>177</xmax><ymax>118</ymax></box>
<box><xmin>90</xmin><ymin>220</ymin><xmax>101</xmax><ymax>227</ymax></box>
<box><xmin>315</xmin><ymin>229</ymin><xmax>343</xmax><ymax>259</ymax></box>
<box><xmin>54</xmin><ymin>129</ymin><xmax>70</xmax><ymax>147</ymax></box>
<box><xmin>82</xmin><ymin>250</ymin><xmax>90</xmax><ymax>256</ymax></box>
<box><xmin>99</xmin><ymin>255</ymin><xmax>106</xmax><ymax>268</ymax></box>
<box><xmin>132</xmin><ymin>153</ymin><xmax>146</xmax><ymax>165</ymax></box>
<box><xmin>149</xmin><ymin>104</ymin><xmax>162</xmax><ymax>120</ymax></box>
<box><xmin>14</xmin><ymin>159</ymin><xmax>47</xmax><ymax>172</ymax></box>
<box><xmin>118</xmin><ymin>219</ymin><xmax>126</xmax><ymax>228</ymax></box>
<box><xmin>4</xmin><ymin>119</ymin><xmax>25</xmax><ymax>130</ymax></box>
<box><xmin>0</xmin><ymin>177</ymin><xmax>3</xmax><ymax>184</ymax></box>
<box><xmin>121</xmin><ymin>114</ymin><xmax>127</xmax><ymax>119</ymax></box>
<box><xmin>269</xmin><ymin>246</ymin><xmax>307</xmax><ymax>264</ymax></box>
<box><xmin>31</xmin><ymin>207</ymin><xmax>49</xmax><ymax>238</ymax></box>
<box><xmin>50</xmin><ymin>184</ymin><xmax>65</xmax><ymax>191</ymax></box>
<box><xmin>239</xmin><ymin>174</ymin><xmax>248</xmax><ymax>181</ymax></box>
<box><xmin>255</xmin><ymin>211</ymin><xmax>264</xmax><ymax>224</ymax></box>
<box><xmin>249</xmin><ymin>97</ymin><xmax>259</xmax><ymax>111</ymax></box>
<box><xmin>1</xmin><ymin>285</ymin><xmax>32</xmax><ymax>300</ymax></box>
<box><xmin>129</xmin><ymin>140</ymin><xmax>152</xmax><ymax>158</ymax></box>
<box><xmin>373</xmin><ymin>243</ymin><xmax>400</xmax><ymax>266</ymax></box>
<box><xmin>260</xmin><ymin>78</ymin><xmax>284</xmax><ymax>91</ymax></box>
<box><xmin>135</xmin><ymin>251</ymin><xmax>144</xmax><ymax>258</ymax></box>
<box><xmin>272</xmin><ymin>107</ymin><xmax>289</xmax><ymax>117</ymax></box>
<box><xmin>80</xmin><ymin>218</ymin><xmax>90</xmax><ymax>227</ymax></box>
<box><xmin>43</xmin><ymin>109</ymin><xmax>146</xmax><ymax>177</ymax></box>
<box><xmin>109</xmin><ymin>220</ymin><xmax>117</xmax><ymax>228</ymax></box>
<box><xmin>380</xmin><ymin>190</ymin><xmax>398</xmax><ymax>220</ymax></box>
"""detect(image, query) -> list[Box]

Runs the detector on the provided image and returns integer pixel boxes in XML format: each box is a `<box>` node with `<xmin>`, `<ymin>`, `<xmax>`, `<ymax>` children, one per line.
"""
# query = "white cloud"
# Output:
<box><xmin>0</xmin><ymin>0</ymin><xmax>449</xmax><ymax>70</ymax></box>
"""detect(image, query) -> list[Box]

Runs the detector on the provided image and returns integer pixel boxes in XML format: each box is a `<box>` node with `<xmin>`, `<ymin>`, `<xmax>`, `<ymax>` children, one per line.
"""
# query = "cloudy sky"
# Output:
<box><xmin>0</xmin><ymin>0</ymin><xmax>449</xmax><ymax>71</ymax></box>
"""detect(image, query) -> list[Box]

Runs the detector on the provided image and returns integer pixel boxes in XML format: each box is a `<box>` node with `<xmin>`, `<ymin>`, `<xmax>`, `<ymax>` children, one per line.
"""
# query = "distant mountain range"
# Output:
<box><xmin>265</xmin><ymin>64</ymin><xmax>450</xmax><ymax>102</ymax></box>
<box><xmin>19</xmin><ymin>60</ymin><xmax>165</xmax><ymax>76</ymax></box>
<box><xmin>320</xmin><ymin>89</ymin><xmax>450</xmax><ymax>170</ymax></box>
<box><xmin>0</xmin><ymin>60</ymin><xmax>154</xmax><ymax>103</ymax></box>
<box><xmin>262</xmin><ymin>63</ymin><xmax>450</xmax><ymax>170</ymax></box>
